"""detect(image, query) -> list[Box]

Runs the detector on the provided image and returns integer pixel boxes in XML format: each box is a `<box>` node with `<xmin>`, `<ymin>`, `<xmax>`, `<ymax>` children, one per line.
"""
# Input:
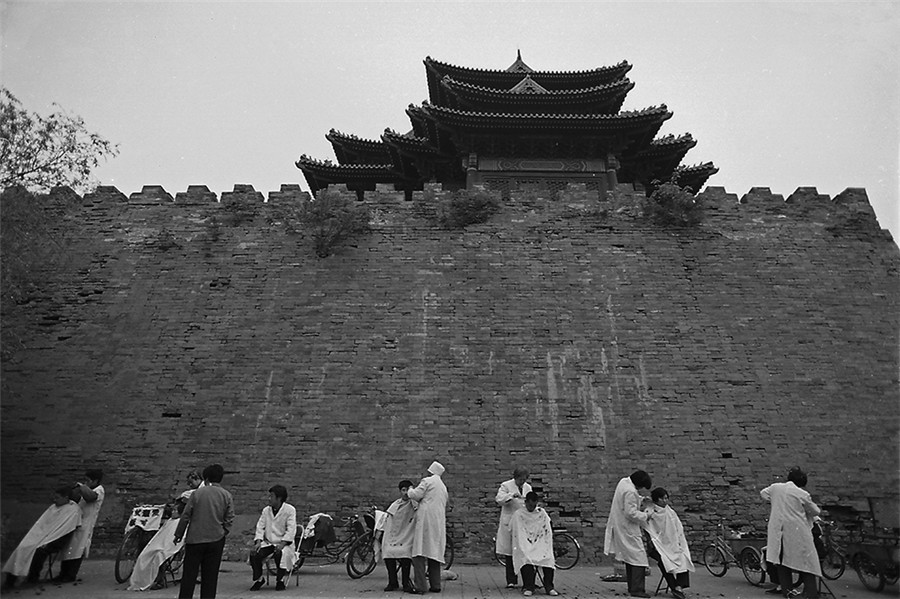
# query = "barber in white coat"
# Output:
<box><xmin>761</xmin><ymin>467</ymin><xmax>822</xmax><ymax>598</ymax></box>
<box><xmin>604</xmin><ymin>470</ymin><xmax>653</xmax><ymax>598</ymax></box>
<box><xmin>407</xmin><ymin>460</ymin><xmax>448</xmax><ymax>594</ymax></box>
<box><xmin>495</xmin><ymin>466</ymin><xmax>532</xmax><ymax>588</ymax></box>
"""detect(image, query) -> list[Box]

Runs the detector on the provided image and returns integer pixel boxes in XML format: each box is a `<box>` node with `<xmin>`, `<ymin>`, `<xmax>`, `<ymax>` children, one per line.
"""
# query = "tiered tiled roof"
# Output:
<box><xmin>297</xmin><ymin>53</ymin><xmax>715</xmax><ymax>195</ymax></box>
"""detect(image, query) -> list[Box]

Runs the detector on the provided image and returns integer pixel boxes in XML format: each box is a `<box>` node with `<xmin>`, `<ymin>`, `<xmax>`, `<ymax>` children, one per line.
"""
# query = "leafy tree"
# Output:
<box><xmin>0</xmin><ymin>88</ymin><xmax>119</xmax><ymax>193</ymax></box>
<box><xmin>294</xmin><ymin>188</ymin><xmax>371</xmax><ymax>257</ymax></box>
<box><xmin>644</xmin><ymin>178</ymin><xmax>703</xmax><ymax>226</ymax></box>
<box><xmin>438</xmin><ymin>188</ymin><xmax>501</xmax><ymax>228</ymax></box>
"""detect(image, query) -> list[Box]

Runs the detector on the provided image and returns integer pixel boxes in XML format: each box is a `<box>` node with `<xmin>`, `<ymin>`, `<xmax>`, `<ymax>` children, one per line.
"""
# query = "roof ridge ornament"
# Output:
<box><xmin>508</xmin><ymin>75</ymin><xmax>550</xmax><ymax>94</ymax></box>
<box><xmin>506</xmin><ymin>50</ymin><xmax>533</xmax><ymax>73</ymax></box>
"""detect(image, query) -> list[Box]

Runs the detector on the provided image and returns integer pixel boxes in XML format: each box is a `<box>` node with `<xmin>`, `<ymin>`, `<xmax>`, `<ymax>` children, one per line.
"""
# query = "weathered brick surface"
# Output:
<box><xmin>1</xmin><ymin>183</ymin><xmax>897</xmax><ymax>563</ymax></box>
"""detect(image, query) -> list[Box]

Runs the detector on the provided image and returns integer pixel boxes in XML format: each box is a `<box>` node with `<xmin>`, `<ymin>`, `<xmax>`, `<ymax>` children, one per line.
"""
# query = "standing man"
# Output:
<box><xmin>249</xmin><ymin>484</ymin><xmax>297</xmax><ymax>592</ymax></box>
<box><xmin>495</xmin><ymin>466</ymin><xmax>532</xmax><ymax>589</ymax></box>
<box><xmin>761</xmin><ymin>467</ymin><xmax>822</xmax><ymax>598</ymax></box>
<box><xmin>407</xmin><ymin>460</ymin><xmax>448</xmax><ymax>594</ymax></box>
<box><xmin>174</xmin><ymin>464</ymin><xmax>234</xmax><ymax>599</ymax></box>
<box><xmin>56</xmin><ymin>468</ymin><xmax>105</xmax><ymax>583</ymax></box>
<box><xmin>604</xmin><ymin>470</ymin><xmax>654</xmax><ymax>598</ymax></box>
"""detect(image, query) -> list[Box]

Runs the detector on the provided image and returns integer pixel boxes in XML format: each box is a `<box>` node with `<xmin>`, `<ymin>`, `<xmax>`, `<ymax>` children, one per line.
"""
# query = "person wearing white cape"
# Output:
<box><xmin>2</xmin><ymin>486</ymin><xmax>82</xmax><ymax>589</ymax></box>
<box><xmin>642</xmin><ymin>488</ymin><xmax>694</xmax><ymax>599</ymax></box>
<box><xmin>510</xmin><ymin>492</ymin><xmax>559</xmax><ymax>597</ymax></box>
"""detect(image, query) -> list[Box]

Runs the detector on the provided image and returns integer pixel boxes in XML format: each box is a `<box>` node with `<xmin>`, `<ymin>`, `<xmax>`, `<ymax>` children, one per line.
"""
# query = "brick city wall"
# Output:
<box><xmin>1</xmin><ymin>182</ymin><xmax>898</xmax><ymax>564</ymax></box>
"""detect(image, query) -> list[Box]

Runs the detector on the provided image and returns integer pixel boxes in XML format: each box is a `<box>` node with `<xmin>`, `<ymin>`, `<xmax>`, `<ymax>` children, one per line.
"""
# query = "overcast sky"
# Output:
<box><xmin>2</xmin><ymin>1</ymin><xmax>898</xmax><ymax>241</ymax></box>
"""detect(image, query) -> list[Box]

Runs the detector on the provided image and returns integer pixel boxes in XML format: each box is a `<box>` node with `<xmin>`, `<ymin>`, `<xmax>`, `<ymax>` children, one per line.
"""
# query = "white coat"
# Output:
<box><xmin>254</xmin><ymin>503</ymin><xmax>298</xmax><ymax>571</ymax></box>
<box><xmin>495</xmin><ymin>478</ymin><xmax>532</xmax><ymax>555</ymax></box>
<box><xmin>604</xmin><ymin>477</ymin><xmax>650</xmax><ymax>567</ymax></box>
<box><xmin>407</xmin><ymin>473</ymin><xmax>447</xmax><ymax>562</ymax></box>
<box><xmin>761</xmin><ymin>482</ymin><xmax>822</xmax><ymax>576</ymax></box>
<box><xmin>381</xmin><ymin>497</ymin><xmax>417</xmax><ymax>560</ymax></box>
<box><xmin>62</xmin><ymin>485</ymin><xmax>105</xmax><ymax>560</ymax></box>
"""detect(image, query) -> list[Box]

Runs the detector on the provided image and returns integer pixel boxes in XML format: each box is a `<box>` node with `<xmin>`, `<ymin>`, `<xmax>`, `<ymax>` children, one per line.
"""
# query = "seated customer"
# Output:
<box><xmin>127</xmin><ymin>494</ymin><xmax>189</xmax><ymax>591</ymax></box>
<box><xmin>2</xmin><ymin>486</ymin><xmax>83</xmax><ymax>589</ymax></box>
<box><xmin>642</xmin><ymin>488</ymin><xmax>694</xmax><ymax>599</ymax></box>
<box><xmin>511</xmin><ymin>492</ymin><xmax>559</xmax><ymax>597</ymax></box>
<box><xmin>380</xmin><ymin>479</ymin><xmax>417</xmax><ymax>592</ymax></box>
<box><xmin>249</xmin><ymin>485</ymin><xmax>297</xmax><ymax>591</ymax></box>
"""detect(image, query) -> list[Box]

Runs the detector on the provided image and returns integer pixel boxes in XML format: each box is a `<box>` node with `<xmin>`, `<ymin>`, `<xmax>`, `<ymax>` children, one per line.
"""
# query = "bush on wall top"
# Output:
<box><xmin>296</xmin><ymin>188</ymin><xmax>370</xmax><ymax>257</ymax></box>
<box><xmin>644</xmin><ymin>179</ymin><xmax>703</xmax><ymax>226</ymax></box>
<box><xmin>438</xmin><ymin>188</ymin><xmax>501</xmax><ymax>229</ymax></box>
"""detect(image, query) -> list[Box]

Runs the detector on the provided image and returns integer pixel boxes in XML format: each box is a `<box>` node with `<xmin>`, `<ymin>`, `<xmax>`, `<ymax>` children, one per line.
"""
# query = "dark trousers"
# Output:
<box><xmin>776</xmin><ymin>564</ymin><xmax>818</xmax><ymax>599</ymax></box>
<box><xmin>647</xmin><ymin>541</ymin><xmax>689</xmax><ymax>590</ymax></box>
<box><xmin>249</xmin><ymin>544</ymin><xmax>285</xmax><ymax>582</ymax></box>
<box><xmin>3</xmin><ymin>533</ymin><xmax>72</xmax><ymax>587</ymax></box>
<box><xmin>57</xmin><ymin>556</ymin><xmax>83</xmax><ymax>581</ymax></box>
<box><xmin>412</xmin><ymin>556</ymin><xmax>441</xmax><ymax>592</ymax></box>
<box><xmin>625</xmin><ymin>563</ymin><xmax>646</xmax><ymax>594</ymax></box>
<box><xmin>384</xmin><ymin>557</ymin><xmax>412</xmax><ymax>589</ymax></box>
<box><xmin>503</xmin><ymin>555</ymin><xmax>517</xmax><ymax>584</ymax></box>
<box><xmin>521</xmin><ymin>564</ymin><xmax>555</xmax><ymax>592</ymax></box>
<box><xmin>179</xmin><ymin>537</ymin><xmax>226</xmax><ymax>599</ymax></box>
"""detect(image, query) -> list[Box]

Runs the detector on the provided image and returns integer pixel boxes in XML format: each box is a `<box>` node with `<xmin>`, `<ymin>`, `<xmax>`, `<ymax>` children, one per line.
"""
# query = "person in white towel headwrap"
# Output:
<box><xmin>407</xmin><ymin>460</ymin><xmax>448</xmax><ymax>594</ymax></box>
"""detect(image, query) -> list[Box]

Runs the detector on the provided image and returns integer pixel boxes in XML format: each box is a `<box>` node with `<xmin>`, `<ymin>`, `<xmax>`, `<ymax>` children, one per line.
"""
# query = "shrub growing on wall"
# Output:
<box><xmin>297</xmin><ymin>188</ymin><xmax>370</xmax><ymax>257</ymax></box>
<box><xmin>438</xmin><ymin>188</ymin><xmax>501</xmax><ymax>228</ymax></box>
<box><xmin>644</xmin><ymin>179</ymin><xmax>703</xmax><ymax>226</ymax></box>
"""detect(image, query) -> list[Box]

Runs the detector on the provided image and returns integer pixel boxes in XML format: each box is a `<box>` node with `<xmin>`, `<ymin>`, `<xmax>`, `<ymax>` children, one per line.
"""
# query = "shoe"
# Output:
<box><xmin>403</xmin><ymin>586</ymin><xmax>416</xmax><ymax>594</ymax></box>
<box><xmin>523</xmin><ymin>591</ymin><xmax>533</xmax><ymax>597</ymax></box>
<box><xmin>602</xmin><ymin>574</ymin><xmax>626</xmax><ymax>582</ymax></box>
<box><xmin>429</xmin><ymin>588</ymin><xmax>441</xmax><ymax>592</ymax></box>
<box><xmin>250</xmin><ymin>579</ymin><xmax>265</xmax><ymax>591</ymax></box>
<box><xmin>385</xmin><ymin>585</ymin><xmax>399</xmax><ymax>592</ymax></box>
<box><xmin>507</xmin><ymin>583</ymin><xmax>518</xmax><ymax>588</ymax></box>
<box><xmin>276</xmin><ymin>580</ymin><xmax>286</xmax><ymax>591</ymax></box>
<box><xmin>548</xmin><ymin>590</ymin><xmax>559</xmax><ymax>596</ymax></box>
<box><xmin>672</xmin><ymin>589</ymin><xmax>686</xmax><ymax>599</ymax></box>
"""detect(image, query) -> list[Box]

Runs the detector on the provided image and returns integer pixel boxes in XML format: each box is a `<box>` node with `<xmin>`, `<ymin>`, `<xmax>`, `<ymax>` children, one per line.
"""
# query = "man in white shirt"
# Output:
<box><xmin>249</xmin><ymin>485</ymin><xmax>297</xmax><ymax>592</ymax></box>
<box><xmin>604</xmin><ymin>470</ymin><xmax>654</xmax><ymax>598</ymax></box>
<box><xmin>56</xmin><ymin>469</ymin><xmax>105</xmax><ymax>583</ymax></box>
<box><xmin>495</xmin><ymin>466</ymin><xmax>532</xmax><ymax>589</ymax></box>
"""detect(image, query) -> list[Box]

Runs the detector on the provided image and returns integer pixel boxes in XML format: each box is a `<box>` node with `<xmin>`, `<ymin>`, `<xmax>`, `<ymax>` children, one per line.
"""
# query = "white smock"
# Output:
<box><xmin>62</xmin><ymin>484</ymin><xmax>105</xmax><ymax>560</ymax></box>
<box><xmin>603</xmin><ymin>477</ymin><xmax>650</xmax><ymax>567</ymax></box>
<box><xmin>255</xmin><ymin>503</ymin><xmax>298</xmax><ymax>571</ymax></box>
<box><xmin>407</xmin><ymin>473</ymin><xmax>447</xmax><ymax>562</ymax></box>
<box><xmin>495</xmin><ymin>479</ymin><xmax>532</xmax><ymax>555</ymax></box>
<box><xmin>761</xmin><ymin>482</ymin><xmax>822</xmax><ymax>576</ymax></box>
<box><xmin>381</xmin><ymin>497</ymin><xmax>417</xmax><ymax>560</ymax></box>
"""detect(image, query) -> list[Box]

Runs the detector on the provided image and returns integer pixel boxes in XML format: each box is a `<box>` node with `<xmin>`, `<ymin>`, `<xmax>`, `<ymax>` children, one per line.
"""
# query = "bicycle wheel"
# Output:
<box><xmin>552</xmin><ymin>531</ymin><xmax>580</xmax><ymax>570</ymax></box>
<box><xmin>346</xmin><ymin>532</ymin><xmax>377</xmax><ymax>579</ymax></box>
<box><xmin>739</xmin><ymin>546</ymin><xmax>765</xmax><ymax>586</ymax></box>
<box><xmin>854</xmin><ymin>552</ymin><xmax>885</xmax><ymax>593</ymax></box>
<box><xmin>443</xmin><ymin>537</ymin><xmax>454</xmax><ymax>570</ymax></box>
<box><xmin>703</xmin><ymin>545</ymin><xmax>728</xmax><ymax>577</ymax></box>
<box><xmin>820</xmin><ymin>548</ymin><xmax>845</xmax><ymax>580</ymax></box>
<box><xmin>115</xmin><ymin>528</ymin><xmax>145</xmax><ymax>583</ymax></box>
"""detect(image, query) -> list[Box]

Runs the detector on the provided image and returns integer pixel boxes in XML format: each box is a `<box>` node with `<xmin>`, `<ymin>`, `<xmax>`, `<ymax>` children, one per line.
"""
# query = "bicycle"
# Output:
<box><xmin>115</xmin><ymin>504</ymin><xmax>185</xmax><ymax>586</ymax></box>
<box><xmin>702</xmin><ymin>520</ymin><xmax>765</xmax><ymax>584</ymax></box>
<box><xmin>494</xmin><ymin>529</ymin><xmax>581</xmax><ymax>570</ymax></box>
<box><xmin>815</xmin><ymin>519</ymin><xmax>846</xmax><ymax>581</ymax></box>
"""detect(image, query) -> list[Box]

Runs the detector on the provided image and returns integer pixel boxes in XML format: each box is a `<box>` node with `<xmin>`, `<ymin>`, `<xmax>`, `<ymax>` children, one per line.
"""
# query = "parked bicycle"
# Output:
<box><xmin>843</xmin><ymin>499</ymin><xmax>899</xmax><ymax>594</ymax></box>
<box><xmin>115</xmin><ymin>504</ymin><xmax>185</xmax><ymax>585</ymax></box>
<box><xmin>702</xmin><ymin>520</ymin><xmax>765</xmax><ymax>584</ymax></box>
<box><xmin>815</xmin><ymin>519</ymin><xmax>846</xmax><ymax>581</ymax></box>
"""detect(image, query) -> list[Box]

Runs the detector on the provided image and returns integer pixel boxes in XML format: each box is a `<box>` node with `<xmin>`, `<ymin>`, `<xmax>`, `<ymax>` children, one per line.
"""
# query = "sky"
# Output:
<box><xmin>1</xmin><ymin>1</ymin><xmax>898</xmax><ymax>241</ymax></box>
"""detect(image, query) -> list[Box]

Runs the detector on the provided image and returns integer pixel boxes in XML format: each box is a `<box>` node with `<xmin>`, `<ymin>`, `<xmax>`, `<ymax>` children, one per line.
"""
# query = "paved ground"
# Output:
<box><xmin>0</xmin><ymin>558</ymin><xmax>891</xmax><ymax>598</ymax></box>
